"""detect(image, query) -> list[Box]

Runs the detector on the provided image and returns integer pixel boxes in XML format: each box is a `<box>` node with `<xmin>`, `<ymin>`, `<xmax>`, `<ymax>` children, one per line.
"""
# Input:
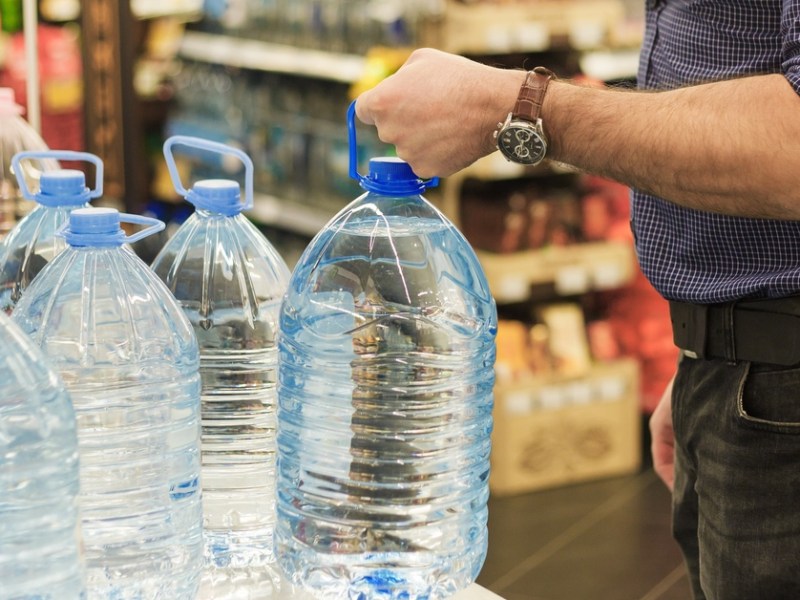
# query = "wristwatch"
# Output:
<box><xmin>494</xmin><ymin>67</ymin><xmax>556</xmax><ymax>165</ymax></box>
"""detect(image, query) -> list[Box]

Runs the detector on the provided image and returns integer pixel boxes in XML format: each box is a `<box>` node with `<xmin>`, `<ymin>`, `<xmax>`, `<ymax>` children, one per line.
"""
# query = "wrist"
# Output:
<box><xmin>493</xmin><ymin>67</ymin><xmax>555</xmax><ymax>165</ymax></box>
<box><xmin>481</xmin><ymin>69</ymin><xmax>528</xmax><ymax>155</ymax></box>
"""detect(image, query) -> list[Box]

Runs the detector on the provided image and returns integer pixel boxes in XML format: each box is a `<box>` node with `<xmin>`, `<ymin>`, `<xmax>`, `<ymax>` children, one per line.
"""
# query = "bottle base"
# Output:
<box><xmin>276</xmin><ymin>548</ymin><xmax>484</xmax><ymax>600</ymax></box>
<box><xmin>198</xmin><ymin>562</ymin><xmax>283</xmax><ymax>600</ymax></box>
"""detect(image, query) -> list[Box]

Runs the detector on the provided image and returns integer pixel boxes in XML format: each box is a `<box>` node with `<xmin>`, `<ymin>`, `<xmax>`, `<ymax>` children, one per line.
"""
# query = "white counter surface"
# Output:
<box><xmin>453</xmin><ymin>584</ymin><xmax>506</xmax><ymax>599</ymax></box>
<box><xmin>229</xmin><ymin>580</ymin><xmax>506</xmax><ymax>599</ymax></box>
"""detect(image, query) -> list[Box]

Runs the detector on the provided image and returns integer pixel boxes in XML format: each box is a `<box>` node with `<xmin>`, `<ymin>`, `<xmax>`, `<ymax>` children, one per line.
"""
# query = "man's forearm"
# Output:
<box><xmin>545</xmin><ymin>74</ymin><xmax>800</xmax><ymax>219</ymax></box>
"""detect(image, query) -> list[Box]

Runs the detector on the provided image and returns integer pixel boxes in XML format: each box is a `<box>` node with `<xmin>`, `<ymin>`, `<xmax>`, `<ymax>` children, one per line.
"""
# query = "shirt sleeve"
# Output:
<box><xmin>782</xmin><ymin>1</ymin><xmax>800</xmax><ymax>95</ymax></box>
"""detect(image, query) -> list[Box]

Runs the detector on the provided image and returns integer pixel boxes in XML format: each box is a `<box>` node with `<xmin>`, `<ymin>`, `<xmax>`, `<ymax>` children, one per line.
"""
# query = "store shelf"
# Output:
<box><xmin>246</xmin><ymin>193</ymin><xmax>335</xmax><ymax>237</ymax></box>
<box><xmin>477</xmin><ymin>241</ymin><xmax>635</xmax><ymax>303</ymax></box>
<box><xmin>421</xmin><ymin>0</ymin><xmax>629</xmax><ymax>55</ymax></box>
<box><xmin>458</xmin><ymin>153</ymin><xmax>579</xmax><ymax>182</ymax></box>
<box><xmin>179</xmin><ymin>31</ymin><xmax>367</xmax><ymax>83</ymax></box>
<box><xmin>131</xmin><ymin>0</ymin><xmax>203</xmax><ymax>20</ymax></box>
<box><xmin>579</xmin><ymin>48</ymin><xmax>641</xmax><ymax>82</ymax></box>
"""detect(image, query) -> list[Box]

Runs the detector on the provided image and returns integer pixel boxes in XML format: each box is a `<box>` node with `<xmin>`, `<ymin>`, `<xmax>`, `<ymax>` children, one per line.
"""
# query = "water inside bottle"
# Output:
<box><xmin>0</xmin><ymin>314</ymin><xmax>85</xmax><ymax>599</ymax></box>
<box><xmin>277</xmin><ymin>211</ymin><xmax>495</xmax><ymax>600</ymax></box>
<box><xmin>13</xmin><ymin>221</ymin><xmax>204</xmax><ymax>600</ymax></box>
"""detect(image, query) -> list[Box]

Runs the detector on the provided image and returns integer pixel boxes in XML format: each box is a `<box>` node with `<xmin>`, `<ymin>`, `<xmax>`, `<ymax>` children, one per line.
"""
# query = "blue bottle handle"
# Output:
<box><xmin>124</xmin><ymin>213</ymin><xmax>167</xmax><ymax>244</ymax></box>
<box><xmin>163</xmin><ymin>135</ymin><xmax>254</xmax><ymax>211</ymax></box>
<box><xmin>347</xmin><ymin>100</ymin><xmax>439</xmax><ymax>190</ymax></box>
<box><xmin>56</xmin><ymin>210</ymin><xmax>165</xmax><ymax>245</ymax></box>
<box><xmin>12</xmin><ymin>151</ymin><xmax>104</xmax><ymax>201</ymax></box>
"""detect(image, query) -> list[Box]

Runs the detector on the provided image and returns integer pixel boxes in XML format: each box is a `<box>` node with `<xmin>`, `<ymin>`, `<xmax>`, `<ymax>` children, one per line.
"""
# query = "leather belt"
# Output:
<box><xmin>669</xmin><ymin>298</ymin><xmax>800</xmax><ymax>366</ymax></box>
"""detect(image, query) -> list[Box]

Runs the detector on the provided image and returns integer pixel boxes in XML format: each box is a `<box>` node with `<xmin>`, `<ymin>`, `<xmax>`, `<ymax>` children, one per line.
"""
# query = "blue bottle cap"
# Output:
<box><xmin>362</xmin><ymin>157</ymin><xmax>427</xmax><ymax>196</ymax></box>
<box><xmin>37</xmin><ymin>170</ymin><xmax>92</xmax><ymax>207</ymax></box>
<box><xmin>66</xmin><ymin>207</ymin><xmax>125</xmax><ymax>247</ymax></box>
<box><xmin>62</xmin><ymin>207</ymin><xmax>165</xmax><ymax>247</ymax></box>
<box><xmin>186</xmin><ymin>179</ymin><xmax>242</xmax><ymax>216</ymax></box>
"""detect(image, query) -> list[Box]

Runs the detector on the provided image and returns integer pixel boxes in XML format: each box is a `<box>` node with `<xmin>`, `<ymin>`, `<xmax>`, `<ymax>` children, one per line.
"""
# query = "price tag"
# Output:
<box><xmin>569</xmin><ymin>20</ymin><xmax>606</xmax><ymax>50</ymax></box>
<box><xmin>485</xmin><ymin>26</ymin><xmax>513</xmax><ymax>53</ymax></box>
<box><xmin>597</xmin><ymin>376</ymin><xmax>626</xmax><ymax>401</ymax></box>
<box><xmin>539</xmin><ymin>386</ymin><xmax>565</xmax><ymax>411</ymax></box>
<box><xmin>505</xmin><ymin>392</ymin><xmax>533</xmax><ymax>415</ymax></box>
<box><xmin>555</xmin><ymin>265</ymin><xmax>589</xmax><ymax>295</ymax></box>
<box><xmin>593</xmin><ymin>261</ymin><xmax>626</xmax><ymax>290</ymax></box>
<box><xmin>516</xmin><ymin>22</ymin><xmax>550</xmax><ymax>52</ymax></box>
<box><xmin>566</xmin><ymin>382</ymin><xmax>593</xmax><ymax>405</ymax></box>
<box><xmin>497</xmin><ymin>277</ymin><xmax>529</xmax><ymax>303</ymax></box>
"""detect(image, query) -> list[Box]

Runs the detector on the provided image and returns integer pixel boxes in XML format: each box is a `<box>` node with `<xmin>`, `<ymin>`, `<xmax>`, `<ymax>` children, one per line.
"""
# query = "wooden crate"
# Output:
<box><xmin>490</xmin><ymin>358</ymin><xmax>641</xmax><ymax>496</ymax></box>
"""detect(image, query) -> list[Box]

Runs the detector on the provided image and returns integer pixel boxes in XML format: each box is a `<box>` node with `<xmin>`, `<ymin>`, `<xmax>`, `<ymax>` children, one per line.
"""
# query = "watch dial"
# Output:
<box><xmin>498</xmin><ymin>125</ymin><xmax>546</xmax><ymax>165</ymax></box>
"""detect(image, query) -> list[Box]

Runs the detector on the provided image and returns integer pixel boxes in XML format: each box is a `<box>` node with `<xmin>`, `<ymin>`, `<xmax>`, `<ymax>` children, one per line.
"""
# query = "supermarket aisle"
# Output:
<box><xmin>478</xmin><ymin>432</ymin><xmax>692</xmax><ymax>600</ymax></box>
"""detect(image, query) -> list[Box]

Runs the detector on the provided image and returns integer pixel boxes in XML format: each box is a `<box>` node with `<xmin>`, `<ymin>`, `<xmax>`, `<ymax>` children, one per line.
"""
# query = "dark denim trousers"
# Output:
<box><xmin>672</xmin><ymin>355</ymin><xmax>800</xmax><ymax>599</ymax></box>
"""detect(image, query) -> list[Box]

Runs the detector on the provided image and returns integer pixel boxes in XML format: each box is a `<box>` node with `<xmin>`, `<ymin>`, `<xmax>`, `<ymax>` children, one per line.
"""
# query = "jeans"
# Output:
<box><xmin>672</xmin><ymin>355</ymin><xmax>800</xmax><ymax>599</ymax></box>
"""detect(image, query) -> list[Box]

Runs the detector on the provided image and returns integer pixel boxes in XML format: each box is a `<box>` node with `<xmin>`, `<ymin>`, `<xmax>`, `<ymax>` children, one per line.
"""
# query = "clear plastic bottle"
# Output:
<box><xmin>151</xmin><ymin>136</ymin><xmax>291</xmax><ymax>599</ymax></box>
<box><xmin>0</xmin><ymin>310</ymin><xmax>85</xmax><ymax>600</ymax></box>
<box><xmin>0</xmin><ymin>87</ymin><xmax>58</xmax><ymax>236</ymax></box>
<box><xmin>0</xmin><ymin>150</ymin><xmax>102</xmax><ymax>313</ymax></box>
<box><xmin>12</xmin><ymin>207</ymin><xmax>204</xmax><ymax>600</ymax></box>
<box><xmin>274</xmin><ymin>103</ymin><xmax>497</xmax><ymax>600</ymax></box>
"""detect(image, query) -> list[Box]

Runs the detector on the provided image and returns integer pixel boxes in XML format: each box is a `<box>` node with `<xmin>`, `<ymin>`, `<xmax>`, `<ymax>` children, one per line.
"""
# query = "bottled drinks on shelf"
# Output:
<box><xmin>198</xmin><ymin>0</ymin><xmax>433</xmax><ymax>54</ymax></box>
<box><xmin>274</xmin><ymin>103</ymin><xmax>497</xmax><ymax>600</ymax></box>
<box><xmin>12</xmin><ymin>207</ymin><xmax>204</xmax><ymax>600</ymax></box>
<box><xmin>0</xmin><ymin>150</ymin><xmax>102</xmax><ymax>313</ymax></box>
<box><xmin>0</xmin><ymin>88</ymin><xmax>58</xmax><ymax>236</ymax></box>
<box><xmin>152</xmin><ymin>136</ymin><xmax>291</xmax><ymax>599</ymax></box>
<box><xmin>0</xmin><ymin>311</ymin><xmax>85</xmax><ymax>600</ymax></box>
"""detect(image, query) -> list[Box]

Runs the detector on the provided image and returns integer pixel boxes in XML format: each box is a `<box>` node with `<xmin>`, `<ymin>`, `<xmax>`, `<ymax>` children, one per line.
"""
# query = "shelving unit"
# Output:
<box><xmin>247</xmin><ymin>192</ymin><xmax>332</xmax><ymax>237</ymax></box>
<box><xmin>179</xmin><ymin>31</ymin><xmax>367</xmax><ymax>83</ymax></box>
<box><xmin>131</xmin><ymin>0</ymin><xmax>202</xmax><ymax>21</ymax></box>
<box><xmin>169</xmin><ymin>0</ymin><xmax>641</xmax><ymax>238</ymax></box>
<box><xmin>419</xmin><ymin>0</ymin><xmax>632</xmax><ymax>54</ymax></box>
<box><xmin>477</xmin><ymin>242</ymin><xmax>635</xmax><ymax>304</ymax></box>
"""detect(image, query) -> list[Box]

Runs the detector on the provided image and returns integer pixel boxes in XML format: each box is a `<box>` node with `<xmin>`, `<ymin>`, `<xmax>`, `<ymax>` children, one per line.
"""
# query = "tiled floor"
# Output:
<box><xmin>477</xmin><ymin>426</ymin><xmax>693</xmax><ymax>600</ymax></box>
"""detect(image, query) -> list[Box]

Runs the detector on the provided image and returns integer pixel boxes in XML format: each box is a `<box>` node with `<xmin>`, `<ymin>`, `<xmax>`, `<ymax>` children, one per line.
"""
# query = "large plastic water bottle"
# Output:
<box><xmin>0</xmin><ymin>310</ymin><xmax>85</xmax><ymax>600</ymax></box>
<box><xmin>0</xmin><ymin>87</ymin><xmax>57</xmax><ymax>235</ymax></box>
<box><xmin>12</xmin><ymin>207</ymin><xmax>204</xmax><ymax>600</ymax></box>
<box><xmin>0</xmin><ymin>151</ymin><xmax>102</xmax><ymax>313</ymax></box>
<box><xmin>152</xmin><ymin>136</ymin><xmax>291</xmax><ymax>599</ymax></box>
<box><xmin>275</xmin><ymin>102</ymin><xmax>497</xmax><ymax>600</ymax></box>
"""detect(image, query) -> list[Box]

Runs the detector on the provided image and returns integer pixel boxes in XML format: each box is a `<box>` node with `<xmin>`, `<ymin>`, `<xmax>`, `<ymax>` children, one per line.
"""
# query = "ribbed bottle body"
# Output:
<box><xmin>152</xmin><ymin>211</ymin><xmax>290</xmax><ymax>598</ymax></box>
<box><xmin>12</xmin><ymin>246</ymin><xmax>203</xmax><ymax>600</ymax></box>
<box><xmin>0</xmin><ymin>312</ymin><xmax>85</xmax><ymax>600</ymax></box>
<box><xmin>0</xmin><ymin>204</ymin><xmax>82</xmax><ymax>313</ymax></box>
<box><xmin>276</xmin><ymin>195</ymin><xmax>496</xmax><ymax>600</ymax></box>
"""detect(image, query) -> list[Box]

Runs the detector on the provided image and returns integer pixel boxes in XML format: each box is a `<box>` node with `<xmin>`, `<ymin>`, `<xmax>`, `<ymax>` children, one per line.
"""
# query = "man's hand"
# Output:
<box><xmin>355</xmin><ymin>48</ymin><xmax>525</xmax><ymax>179</ymax></box>
<box><xmin>650</xmin><ymin>375</ymin><xmax>676</xmax><ymax>491</ymax></box>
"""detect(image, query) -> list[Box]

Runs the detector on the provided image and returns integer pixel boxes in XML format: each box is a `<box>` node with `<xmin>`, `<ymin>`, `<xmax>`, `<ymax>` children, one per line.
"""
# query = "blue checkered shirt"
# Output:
<box><xmin>633</xmin><ymin>0</ymin><xmax>800</xmax><ymax>302</ymax></box>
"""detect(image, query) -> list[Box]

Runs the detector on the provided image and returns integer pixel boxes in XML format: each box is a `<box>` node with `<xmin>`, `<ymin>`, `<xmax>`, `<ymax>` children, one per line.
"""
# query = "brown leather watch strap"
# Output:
<box><xmin>512</xmin><ymin>66</ymin><xmax>556</xmax><ymax>122</ymax></box>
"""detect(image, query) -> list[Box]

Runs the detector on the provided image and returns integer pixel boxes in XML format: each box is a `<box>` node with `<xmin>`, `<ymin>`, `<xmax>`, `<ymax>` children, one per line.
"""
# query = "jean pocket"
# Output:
<box><xmin>738</xmin><ymin>362</ymin><xmax>800</xmax><ymax>433</ymax></box>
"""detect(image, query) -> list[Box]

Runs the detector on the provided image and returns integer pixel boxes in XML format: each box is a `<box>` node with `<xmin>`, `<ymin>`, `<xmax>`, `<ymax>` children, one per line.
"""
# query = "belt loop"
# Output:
<box><xmin>722</xmin><ymin>302</ymin><xmax>737</xmax><ymax>364</ymax></box>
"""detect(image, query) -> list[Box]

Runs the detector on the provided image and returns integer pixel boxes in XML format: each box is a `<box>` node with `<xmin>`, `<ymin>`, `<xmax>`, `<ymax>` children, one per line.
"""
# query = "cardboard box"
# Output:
<box><xmin>490</xmin><ymin>358</ymin><xmax>641</xmax><ymax>496</ymax></box>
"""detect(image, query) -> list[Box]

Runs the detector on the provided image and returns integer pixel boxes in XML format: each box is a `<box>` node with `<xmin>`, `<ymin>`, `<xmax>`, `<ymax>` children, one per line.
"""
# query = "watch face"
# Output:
<box><xmin>497</xmin><ymin>122</ymin><xmax>546</xmax><ymax>165</ymax></box>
